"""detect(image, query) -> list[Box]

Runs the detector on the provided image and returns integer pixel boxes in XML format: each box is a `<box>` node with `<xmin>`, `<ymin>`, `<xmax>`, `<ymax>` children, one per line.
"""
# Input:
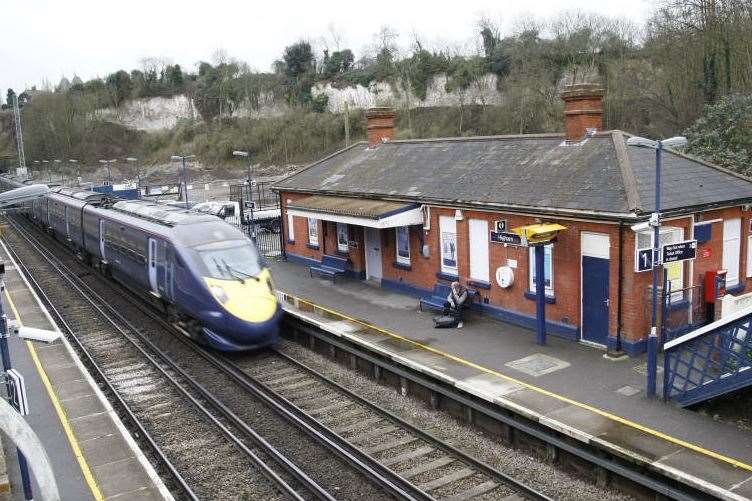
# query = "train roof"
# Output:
<box><xmin>52</xmin><ymin>186</ymin><xmax>108</xmax><ymax>202</ymax></box>
<box><xmin>111</xmin><ymin>200</ymin><xmax>218</xmax><ymax>227</ymax></box>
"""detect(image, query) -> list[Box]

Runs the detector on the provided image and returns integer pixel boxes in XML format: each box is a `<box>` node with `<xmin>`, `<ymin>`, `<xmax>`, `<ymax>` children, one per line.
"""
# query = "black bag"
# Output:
<box><xmin>433</xmin><ymin>315</ymin><xmax>458</xmax><ymax>328</ymax></box>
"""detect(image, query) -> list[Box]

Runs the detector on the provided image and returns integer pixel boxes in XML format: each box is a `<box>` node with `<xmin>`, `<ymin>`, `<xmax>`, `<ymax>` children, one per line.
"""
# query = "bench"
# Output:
<box><xmin>419</xmin><ymin>282</ymin><xmax>479</xmax><ymax>313</ymax></box>
<box><xmin>309</xmin><ymin>255</ymin><xmax>349</xmax><ymax>282</ymax></box>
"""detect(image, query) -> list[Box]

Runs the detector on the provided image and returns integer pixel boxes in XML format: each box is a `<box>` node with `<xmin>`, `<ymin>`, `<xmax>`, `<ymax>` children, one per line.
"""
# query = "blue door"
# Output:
<box><xmin>582</xmin><ymin>256</ymin><xmax>610</xmax><ymax>345</ymax></box>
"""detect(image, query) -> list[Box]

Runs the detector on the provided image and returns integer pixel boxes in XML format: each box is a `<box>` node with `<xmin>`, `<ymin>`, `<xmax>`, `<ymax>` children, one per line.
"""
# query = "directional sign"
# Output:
<box><xmin>636</xmin><ymin>248</ymin><xmax>654</xmax><ymax>272</ymax></box>
<box><xmin>662</xmin><ymin>239</ymin><xmax>697</xmax><ymax>264</ymax></box>
<box><xmin>490</xmin><ymin>231</ymin><xmax>522</xmax><ymax>246</ymax></box>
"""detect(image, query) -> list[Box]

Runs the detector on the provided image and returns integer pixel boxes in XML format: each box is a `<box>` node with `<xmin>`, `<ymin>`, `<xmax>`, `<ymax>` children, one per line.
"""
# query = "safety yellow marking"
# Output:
<box><xmin>4</xmin><ymin>289</ymin><xmax>105</xmax><ymax>501</ymax></box>
<box><xmin>285</xmin><ymin>292</ymin><xmax>752</xmax><ymax>473</ymax></box>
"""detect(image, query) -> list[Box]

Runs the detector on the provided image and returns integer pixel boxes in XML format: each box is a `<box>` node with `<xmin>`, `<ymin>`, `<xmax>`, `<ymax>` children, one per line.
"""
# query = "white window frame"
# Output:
<box><xmin>439</xmin><ymin>216</ymin><xmax>458</xmax><ymax>275</ymax></box>
<box><xmin>395</xmin><ymin>226</ymin><xmax>411</xmax><ymax>265</ymax></box>
<box><xmin>723</xmin><ymin>218</ymin><xmax>741</xmax><ymax>286</ymax></box>
<box><xmin>307</xmin><ymin>217</ymin><xmax>318</xmax><ymax>246</ymax></box>
<box><xmin>529</xmin><ymin>244</ymin><xmax>554</xmax><ymax>296</ymax></box>
<box><xmin>636</xmin><ymin>226</ymin><xmax>685</xmax><ymax>302</ymax></box>
<box><xmin>337</xmin><ymin>223</ymin><xmax>349</xmax><ymax>253</ymax></box>
<box><xmin>287</xmin><ymin>212</ymin><xmax>295</xmax><ymax>242</ymax></box>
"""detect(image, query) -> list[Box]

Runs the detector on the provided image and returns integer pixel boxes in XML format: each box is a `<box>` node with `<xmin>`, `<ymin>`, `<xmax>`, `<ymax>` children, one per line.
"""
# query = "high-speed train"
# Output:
<box><xmin>0</xmin><ymin>175</ymin><xmax>281</xmax><ymax>351</ymax></box>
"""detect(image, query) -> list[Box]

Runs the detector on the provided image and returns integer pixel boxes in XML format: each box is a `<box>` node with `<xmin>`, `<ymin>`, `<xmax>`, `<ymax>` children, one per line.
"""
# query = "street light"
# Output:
<box><xmin>626</xmin><ymin>135</ymin><xmax>687</xmax><ymax>398</ymax></box>
<box><xmin>233</xmin><ymin>150</ymin><xmax>257</xmax><ymax>239</ymax></box>
<box><xmin>125</xmin><ymin>157</ymin><xmax>139</xmax><ymax>187</ymax></box>
<box><xmin>68</xmin><ymin>160</ymin><xmax>79</xmax><ymax>186</ymax></box>
<box><xmin>171</xmin><ymin>155</ymin><xmax>195</xmax><ymax>209</ymax></box>
<box><xmin>99</xmin><ymin>159</ymin><xmax>116</xmax><ymax>185</ymax></box>
<box><xmin>52</xmin><ymin>159</ymin><xmax>61</xmax><ymax>183</ymax></box>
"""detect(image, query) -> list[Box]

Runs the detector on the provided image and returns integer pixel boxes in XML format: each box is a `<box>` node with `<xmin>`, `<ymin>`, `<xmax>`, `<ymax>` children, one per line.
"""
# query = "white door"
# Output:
<box><xmin>99</xmin><ymin>220</ymin><xmax>106</xmax><ymax>262</ymax></box>
<box><xmin>469</xmin><ymin>219</ymin><xmax>489</xmax><ymax>283</ymax></box>
<box><xmin>723</xmin><ymin>218</ymin><xmax>741</xmax><ymax>286</ymax></box>
<box><xmin>365</xmin><ymin>227</ymin><xmax>382</xmax><ymax>281</ymax></box>
<box><xmin>148</xmin><ymin>238</ymin><xmax>159</xmax><ymax>296</ymax></box>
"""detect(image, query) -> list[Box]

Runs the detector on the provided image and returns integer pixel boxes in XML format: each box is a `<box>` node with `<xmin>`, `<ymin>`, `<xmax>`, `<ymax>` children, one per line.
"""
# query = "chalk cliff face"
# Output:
<box><xmin>99</xmin><ymin>95</ymin><xmax>198</xmax><ymax>130</ymax></box>
<box><xmin>100</xmin><ymin>73</ymin><xmax>504</xmax><ymax>130</ymax></box>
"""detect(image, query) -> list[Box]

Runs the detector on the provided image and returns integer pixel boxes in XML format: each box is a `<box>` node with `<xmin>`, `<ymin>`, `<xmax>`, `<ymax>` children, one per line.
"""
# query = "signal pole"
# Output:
<box><xmin>11</xmin><ymin>94</ymin><xmax>27</xmax><ymax>178</ymax></box>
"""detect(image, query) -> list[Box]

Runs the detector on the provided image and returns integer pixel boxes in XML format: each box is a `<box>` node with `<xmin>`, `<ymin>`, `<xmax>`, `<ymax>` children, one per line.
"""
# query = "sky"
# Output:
<box><xmin>1</xmin><ymin>0</ymin><xmax>653</xmax><ymax>98</ymax></box>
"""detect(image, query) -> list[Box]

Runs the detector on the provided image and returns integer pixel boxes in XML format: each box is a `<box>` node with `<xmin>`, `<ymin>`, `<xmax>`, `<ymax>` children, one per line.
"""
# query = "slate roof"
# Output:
<box><xmin>274</xmin><ymin>131</ymin><xmax>752</xmax><ymax>220</ymax></box>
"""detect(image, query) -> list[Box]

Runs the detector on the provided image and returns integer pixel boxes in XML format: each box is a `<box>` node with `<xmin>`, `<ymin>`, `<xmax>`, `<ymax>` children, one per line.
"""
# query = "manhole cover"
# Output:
<box><xmin>616</xmin><ymin>385</ymin><xmax>640</xmax><ymax>397</ymax></box>
<box><xmin>505</xmin><ymin>354</ymin><xmax>570</xmax><ymax>377</ymax></box>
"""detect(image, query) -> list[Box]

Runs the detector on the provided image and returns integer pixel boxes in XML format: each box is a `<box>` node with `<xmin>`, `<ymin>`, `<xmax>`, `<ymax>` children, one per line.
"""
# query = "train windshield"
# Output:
<box><xmin>194</xmin><ymin>240</ymin><xmax>263</xmax><ymax>280</ymax></box>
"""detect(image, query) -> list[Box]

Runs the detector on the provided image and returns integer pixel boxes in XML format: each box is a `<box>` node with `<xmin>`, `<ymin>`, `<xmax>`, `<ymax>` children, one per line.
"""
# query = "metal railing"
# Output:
<box><xmin>663</xmin><ymin>306</ymin><xmax>752</xmax><ymax>406</ymax></box>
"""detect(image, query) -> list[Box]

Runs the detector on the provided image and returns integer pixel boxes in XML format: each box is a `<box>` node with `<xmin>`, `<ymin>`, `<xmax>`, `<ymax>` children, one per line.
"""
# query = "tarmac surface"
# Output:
<box><xmin>270</xmin><ymin>258</ymin><xmax>752</xmax><ymax>500</ymax></box>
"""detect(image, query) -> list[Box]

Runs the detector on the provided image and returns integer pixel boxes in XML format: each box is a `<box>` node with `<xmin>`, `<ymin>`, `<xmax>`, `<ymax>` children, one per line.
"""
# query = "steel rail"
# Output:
<box><xmin>5</xmin><ymin>217</ymin><xmax>330</xmax><ymax>501</ymax></box>
<box><xmin>2</xmin><ymin>232</ymin><xmax>199</xmax><ymax>501</ymax></box>
<box><xmin>284</xmin><ymin>317</ymin><xmax>707</xmax><ymax>501</ymax></box>
<box><xmin>268</xmin><ymin>347</ymin><xmax>553</xmax><ymax>501</ymax></box>
<box><xmin>10</xmin><ymin>215</ymin><xmax>427</xmax><ymax>501</ymax></box>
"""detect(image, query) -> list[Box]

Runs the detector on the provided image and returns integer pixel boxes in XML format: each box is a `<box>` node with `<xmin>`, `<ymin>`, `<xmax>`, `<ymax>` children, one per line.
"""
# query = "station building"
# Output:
<box><xmin>273</xmin><ymin>83</ymin><xmax>752</xmax><ymax>356</ymax></box>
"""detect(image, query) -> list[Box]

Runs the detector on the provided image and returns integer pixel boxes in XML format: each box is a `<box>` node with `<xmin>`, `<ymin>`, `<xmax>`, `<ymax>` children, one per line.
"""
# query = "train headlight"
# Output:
<box><xmin>210</xmin><ymin>285</ymin><xmax>229</xmax><ymax>304</ymax></box>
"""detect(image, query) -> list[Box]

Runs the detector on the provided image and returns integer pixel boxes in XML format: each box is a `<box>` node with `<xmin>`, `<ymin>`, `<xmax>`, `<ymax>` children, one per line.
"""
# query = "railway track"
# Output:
<box><xmin>2</xmin><ymin>218</ymin><xmax>341</xmax><ymax>500</ymax></box>
<box><xmin>5</xmin><ymin>215</ymin><xmax>549</xmax><ymax>500</ymax></box>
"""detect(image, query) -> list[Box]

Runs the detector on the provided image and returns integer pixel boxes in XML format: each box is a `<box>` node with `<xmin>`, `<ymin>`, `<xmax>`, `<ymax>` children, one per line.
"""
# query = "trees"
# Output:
<box><xmin>280</xmin><ymin>41</ymin><xmax>316</xmax><ymax>105</ymax></box>
<box><xmin>106</xmin><ymin>70</ymin><xmax>132</xmax><ymax>106</ymax></box>
<box><xmin>684</xmin><ymin>94</ymin><xmax>752</xmax><ymax>175</ymax></box>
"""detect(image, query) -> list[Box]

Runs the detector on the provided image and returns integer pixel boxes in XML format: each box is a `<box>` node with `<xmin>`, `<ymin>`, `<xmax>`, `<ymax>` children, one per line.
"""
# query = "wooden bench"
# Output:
<box><xmin>309</xmin><ymin>255</ymin><xmax>349</xmax><ymax>282</ymax></box>
<box><xmin>419</xmin><ymin>282</ymin><xmax>479</xmax><ymax>312</ymax></box>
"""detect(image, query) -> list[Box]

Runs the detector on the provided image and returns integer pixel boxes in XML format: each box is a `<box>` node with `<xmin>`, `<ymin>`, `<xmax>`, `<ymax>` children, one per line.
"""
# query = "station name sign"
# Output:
<box><xmin>490</xmin><ymin>231</ymin><xmax>522</xmax><ymax>246</ymax></box>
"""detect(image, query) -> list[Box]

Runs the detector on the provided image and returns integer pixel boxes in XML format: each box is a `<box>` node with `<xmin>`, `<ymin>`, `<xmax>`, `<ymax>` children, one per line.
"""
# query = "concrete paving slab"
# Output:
<box><xmin>79</xmin><ymin>433</ymin><xmax>136</xmax><ymax>466</ymax></box>
<box><xmin>500</xmin><ymin>388</ymin><xmax>570</xmax><ymax>420</ymax></box>
<box><xmin>455</xmin><ymin>373</ymin><xmax>523</xmax><ymax>401</ymax></box>
<box><xmin>91</xmin><ymin>458</ymin><xmax>155</xmax><ymax>499</ymax></box>
<box><xmin>69</xmin><ymin>413</ymin><xmax>121</xmax><ymax>443</ymax></box>
<box><xmin>504</xmin><ymin>353</ymin><xmax>570</xmax><ymax>377</ymax></box>
<box><xmin>731</xmin><ymin>475</ymin><xmax>752</xmax><ymax>499</ymax></box>
<box><xmin>591</xmin><ymin>427</ymin><xmax>682</xmax><ymax>464</ymax></box>
<box><xmin>54</xmin><ymin>378</ymin><xmax>95</xmax><ymax>401</ymax></box>
<box><xmin>654</xmin><ymin>449</ymin><xmax>752</xmax><ymax>491</ymax></box>
<box><xmin>60</xmin><ymin>394</ymin><xmax>108</xmax><ymax>419</ymax></box>
<box><xmin>541</xmin><ymin>405</ymin><xmax>617</xmax><ymax>441</ymax></box>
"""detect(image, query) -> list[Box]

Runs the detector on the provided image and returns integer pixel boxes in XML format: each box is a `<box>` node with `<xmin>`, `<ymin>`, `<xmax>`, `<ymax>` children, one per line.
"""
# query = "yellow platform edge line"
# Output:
<box><xmin>4</xmin><ymin>289</ymin><xmax>105</xmax><ymax>501</ymax></box>
<box><xmin>285</xmin><ymin>292</ymin><xmax>752</xmax><ymax>473</ymax></box>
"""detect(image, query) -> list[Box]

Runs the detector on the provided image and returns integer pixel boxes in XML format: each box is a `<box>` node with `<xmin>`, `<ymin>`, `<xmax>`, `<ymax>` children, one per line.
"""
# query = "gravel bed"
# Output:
<box><xmin>279</xmin><ymin>339</ymin><xmax>635</xmax><ymax>501</ymax></box>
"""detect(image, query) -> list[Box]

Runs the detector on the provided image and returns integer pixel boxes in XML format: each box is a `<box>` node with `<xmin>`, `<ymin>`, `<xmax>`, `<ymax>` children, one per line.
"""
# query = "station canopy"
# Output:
<box><xmin>287</xmin><ymin>195</ymin><xmax>423</xmax><ymax>228</ymax></box>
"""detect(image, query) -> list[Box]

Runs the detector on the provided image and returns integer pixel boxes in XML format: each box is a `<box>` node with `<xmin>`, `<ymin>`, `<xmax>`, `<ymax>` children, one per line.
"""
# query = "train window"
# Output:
<box><xmin>193</xmin><ymin>240</ymin><xmax>262</xmax><ymax>280</ymax></box>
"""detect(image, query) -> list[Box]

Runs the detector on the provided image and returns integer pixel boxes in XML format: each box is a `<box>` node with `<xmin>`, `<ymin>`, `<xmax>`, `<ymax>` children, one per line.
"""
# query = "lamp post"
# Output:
<box><xmin>68</xmin><ymin>159</ymin><xmax>79</xmax><ymax>186</ymax></box>
<box><xmin>170</xmin><ymin>155</ymin><xmax>195</xmax><ymax>209</ymax></box>
<box><xmin>41</xmin><ymin>160</ymin><xmax>49</xmax><ymax>183</ymax></box>
<box><xmin>626</xmin><ymin>135</ymin><xmax>687</xmax><ymax>398</ymax></box>
<box><xmin>99</xmin><ymin>159</ymin><xmax>116</xmax><ymax>186</ymax></box>
<box><xmin>232</xmin><ymin>150</ymin><xmax>255</xmax><ymax>239</ymax></box>
<box><xmin>125</xmin><ymin>157</ymin><xmax>139</xmax><ymax>188</ymax></box>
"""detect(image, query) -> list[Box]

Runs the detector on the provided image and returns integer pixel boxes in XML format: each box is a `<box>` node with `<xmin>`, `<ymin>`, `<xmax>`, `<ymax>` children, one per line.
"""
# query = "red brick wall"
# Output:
<box><xmin>280</xmin><ymin>192</ymin><xmax>323</xmax><ymax>262</ymax></box>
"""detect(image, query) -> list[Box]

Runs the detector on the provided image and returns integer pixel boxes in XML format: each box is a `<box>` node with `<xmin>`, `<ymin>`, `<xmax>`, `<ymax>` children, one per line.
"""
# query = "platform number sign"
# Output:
<box><xmin>6</xmin><ymin>369</ymin><xmax>29</xmax><ymax>415</ymax></box>
<box><xmin>495</xmin><ymin>220</ymin><xmax>507</xmax><ymax>233</ymax></box>
<box><xmin>636</xmin><ymin>248</ymin><xmax>654</xmax><ymax>272</ymax></box>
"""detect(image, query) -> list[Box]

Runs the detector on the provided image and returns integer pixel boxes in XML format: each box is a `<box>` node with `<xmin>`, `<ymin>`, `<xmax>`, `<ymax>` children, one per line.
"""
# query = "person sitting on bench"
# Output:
<box><xmin>442</xmin><ymin>281</ymin><xmax>468</xmax><ymax>328</ymax></box>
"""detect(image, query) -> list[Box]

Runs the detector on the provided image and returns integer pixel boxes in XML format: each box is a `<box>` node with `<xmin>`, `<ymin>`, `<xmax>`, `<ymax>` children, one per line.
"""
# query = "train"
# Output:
<box><xmin>0</xmin><ymin>175</ymin><xmax>282</xmax><ymax>351</ymax></box>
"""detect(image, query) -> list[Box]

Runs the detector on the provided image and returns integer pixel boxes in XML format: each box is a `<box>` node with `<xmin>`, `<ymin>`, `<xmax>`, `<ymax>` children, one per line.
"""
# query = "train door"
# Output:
<box><xmin>159</xmin><ymin>241</ymin><xmax>173</xmax><ymax>300</ymax></box>
<box><xmin>64</xmin><ymin>206</ymin><xmax>70</xmax><ymax>239</ymax></box>
<box><xmin>99</xmin><ymin>220</ymin><xmax>106</xmax><ymax>262</ymax></box>
<box><xmin>148</xmin><ymin>238</ymin><xmax>160</xmax><ymax>296</ymax></box>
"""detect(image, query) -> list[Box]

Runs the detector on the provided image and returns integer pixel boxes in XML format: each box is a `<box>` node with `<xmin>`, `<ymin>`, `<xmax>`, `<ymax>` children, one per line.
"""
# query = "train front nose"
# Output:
<box><xmin>202</xmin><ymin>269</ymin><xmax>281</xmax><ymax>349</ymax></box>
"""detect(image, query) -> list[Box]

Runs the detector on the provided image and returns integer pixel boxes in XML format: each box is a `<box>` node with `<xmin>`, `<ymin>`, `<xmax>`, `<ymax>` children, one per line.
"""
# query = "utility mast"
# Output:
<box><xmin>12</xmin><ymin>94</ymin><xmax>27</xmax><ymax>178</ymax></box>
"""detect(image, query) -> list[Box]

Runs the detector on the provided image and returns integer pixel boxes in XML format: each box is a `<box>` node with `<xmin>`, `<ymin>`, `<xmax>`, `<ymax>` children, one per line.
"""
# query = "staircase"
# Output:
<box><xmin>663</xmin><ymin>307</ymin><xmax>752</xmax><ymax>406</ymax></box>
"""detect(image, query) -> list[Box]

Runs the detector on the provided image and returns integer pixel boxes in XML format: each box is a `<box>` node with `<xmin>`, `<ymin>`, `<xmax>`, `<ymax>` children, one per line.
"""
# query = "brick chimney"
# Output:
<box><xmin>560</xmin><ymin>83</ymin><xmax>604</xmax><ymax>141</ymax></box>
<box><xmin>366</xmin><ymin>107</ymin><xmax>396</xmax><ymax>147</ymax></box>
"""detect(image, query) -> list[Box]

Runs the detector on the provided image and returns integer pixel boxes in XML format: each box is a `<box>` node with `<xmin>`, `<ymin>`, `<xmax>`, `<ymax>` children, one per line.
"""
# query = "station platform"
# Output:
<box><xmin>0</xmin><ymin>242</ymin><xmax>172</xmax><ymax>501</ymax></box>
<box><xmin>270</xmin><ymin>259</ymin><xmax>752</xmax><ymax>500</ymax></box>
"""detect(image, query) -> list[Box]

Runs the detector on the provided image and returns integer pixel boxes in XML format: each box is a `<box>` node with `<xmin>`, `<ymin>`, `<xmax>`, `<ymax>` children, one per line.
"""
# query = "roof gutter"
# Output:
<box><xmin>272</xmin><ymin>187</ymin><xmax>638</xmax><ymax>222</ymax></box>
